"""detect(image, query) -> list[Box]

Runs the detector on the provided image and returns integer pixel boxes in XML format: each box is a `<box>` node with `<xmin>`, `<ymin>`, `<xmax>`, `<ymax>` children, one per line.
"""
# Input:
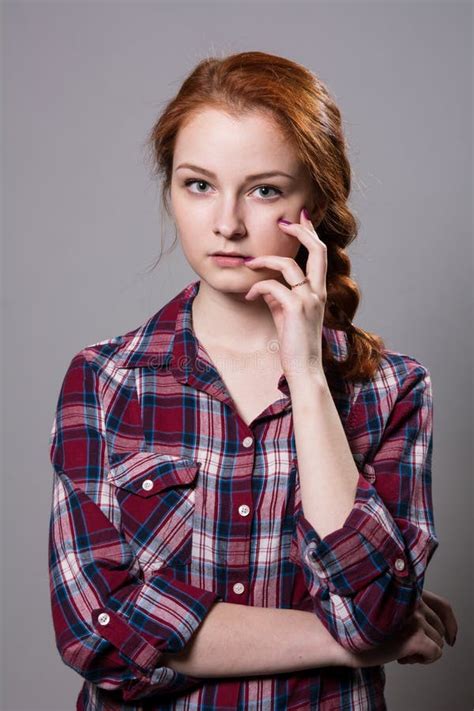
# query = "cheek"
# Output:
<box><xmin>268</xmin><ymin>231</ymin><xmax>299</xmax><ymax>257</ymax></box>
<box><xmin>174</xmin><ymin>206</ymin><xmax>210</xmax><ymax>252</ymax></box>
<box><xmin>174</xmin><ymin>220</ymin><xmax>201</xmax><ymax>263</ymax></box>
<box><xmin>178</xmin><ymin>234</ymin><xmax>201</xmax><ymax>264</ymax></box>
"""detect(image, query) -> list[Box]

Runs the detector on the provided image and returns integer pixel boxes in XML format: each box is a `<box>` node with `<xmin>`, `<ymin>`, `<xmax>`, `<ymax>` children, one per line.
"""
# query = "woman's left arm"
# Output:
<box><xmin>289</xmin><ymin>364</ymin><xmax>440</xmax><ymax>654</ymax></box>
<box><xmin>245</xmin><ymin>207</ymin><xmax>439</xmax><ymax>656</ymax></box>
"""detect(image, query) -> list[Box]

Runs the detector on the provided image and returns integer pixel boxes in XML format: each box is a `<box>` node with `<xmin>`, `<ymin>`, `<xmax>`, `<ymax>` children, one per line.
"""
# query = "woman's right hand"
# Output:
<box><xmin>346</xmin><ymin>597</ymin><xmax>445</xmax><ymax>668</ymax></box>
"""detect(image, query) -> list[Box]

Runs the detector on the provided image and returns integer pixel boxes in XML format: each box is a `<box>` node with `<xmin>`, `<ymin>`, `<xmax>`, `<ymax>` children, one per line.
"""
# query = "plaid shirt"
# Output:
<box><xmin>48</xmin><ymin>279</ymin><xmax>439</xmax><ymax>710</ymax></box>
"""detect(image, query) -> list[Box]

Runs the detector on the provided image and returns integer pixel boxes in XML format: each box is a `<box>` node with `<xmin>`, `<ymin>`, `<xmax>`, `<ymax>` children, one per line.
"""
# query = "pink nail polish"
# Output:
<box><xmin>303</xmin><ymin>208</ymin><xmax>310</xmax><ymax>219</ymax></box>
<box><xmin>278</xmin><ymin>219</ymin><xmax>291</xmax><ymax>224</ymax></box>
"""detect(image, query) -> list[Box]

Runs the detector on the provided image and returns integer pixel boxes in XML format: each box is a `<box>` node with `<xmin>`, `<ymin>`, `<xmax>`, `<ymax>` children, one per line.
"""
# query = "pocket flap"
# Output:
<box><xmin>107</xmin><ymin>451</ymin><xmax>201</xmax><ymax>498</ymax></box>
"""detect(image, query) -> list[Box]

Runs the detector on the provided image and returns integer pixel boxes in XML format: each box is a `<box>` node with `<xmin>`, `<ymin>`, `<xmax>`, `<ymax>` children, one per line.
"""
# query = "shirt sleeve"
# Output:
<box><xmin>292</xmin><ymin>363</ymin><xmax>439</xmax><ymax>653</ymax></box>
<box><xmin>48</xmin><ymin>351</ymin><xmax>222</xmax><ymax>702</ymax></box>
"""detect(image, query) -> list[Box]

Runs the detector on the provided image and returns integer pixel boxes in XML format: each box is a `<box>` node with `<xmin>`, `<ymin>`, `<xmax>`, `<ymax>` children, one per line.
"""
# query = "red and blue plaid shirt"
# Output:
<box><xmin>48</xmin><ymin>279</ymin><xmax>439</xmax><ymax>710</ymax></box>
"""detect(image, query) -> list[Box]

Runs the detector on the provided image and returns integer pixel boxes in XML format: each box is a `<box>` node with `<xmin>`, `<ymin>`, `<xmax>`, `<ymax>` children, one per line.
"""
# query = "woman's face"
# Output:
<box><xmin>170</xmin><ymin>107</ymin><xmax>317</xmax><ymax>294</ymax></box>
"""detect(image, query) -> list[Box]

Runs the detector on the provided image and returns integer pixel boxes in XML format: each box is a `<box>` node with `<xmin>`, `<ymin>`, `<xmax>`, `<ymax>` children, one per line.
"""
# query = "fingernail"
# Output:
<box><xmin>278</xmin><ymin>218</ymin><xmax>291</xmax><ymax>224</ymax></box>
<box><xmin>303</xmin><ymin>207</ymin><xmax>310</xmax><ymax>219</ymax></box>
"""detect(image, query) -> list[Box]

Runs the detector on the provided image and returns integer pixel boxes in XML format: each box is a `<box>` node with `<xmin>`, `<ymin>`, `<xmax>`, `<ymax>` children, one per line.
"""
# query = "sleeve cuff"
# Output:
<box><xmin>294</xmin><ymin>471</ymin><xmax>415</xmax><ymax>595</ymax></box>
<box><xmin>92</xmin><ymin>566</ymin><xmax>222</xmax><ymax>675</ymax></box>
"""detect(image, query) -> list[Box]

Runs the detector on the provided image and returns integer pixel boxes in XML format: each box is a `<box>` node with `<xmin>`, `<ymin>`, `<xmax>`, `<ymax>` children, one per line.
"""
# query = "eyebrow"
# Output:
<box><xmin>175</xmin><ymin>163</ymin><xmax>296</xmax><ymax>181</ymax></box>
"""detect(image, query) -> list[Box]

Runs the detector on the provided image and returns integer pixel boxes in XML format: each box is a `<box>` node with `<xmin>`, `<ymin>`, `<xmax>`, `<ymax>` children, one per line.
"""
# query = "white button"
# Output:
<box><xmin>238</xmin><ymin>504</ymin><xmax>250</xmax><ymax>516</ymax></box>
<box><xmin>394</xmin><ymin>558</ymin><xmax>406</xmax><ymax>571</ymax></box>
<box><xmin>98</xmin><ymin>612</ymin><xmax>110</xmax><ymax>626</ymax></box>
<box><xmin>142</xmin><ymin>479</ymin><xmax>153</xmax><ymax>491</ymax></box>
<box><xmin>242</xmin><ymin>436</ymin><xmax>253</xmax><ymax>448</ymax></box>
<box><xmin>233</xmin><ymin>582</ymin><xmax>245</xmax><ymax>594</ymax></box>
<box><xmin>306</xmin><ymin>547</ymin><xmax>324</xmax><ymax>574</ymax></box>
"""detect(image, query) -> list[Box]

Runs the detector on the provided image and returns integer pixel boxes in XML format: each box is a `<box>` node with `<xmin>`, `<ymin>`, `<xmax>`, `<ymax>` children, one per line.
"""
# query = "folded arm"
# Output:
<box><xmin>48</xmin><ymin>352</ymin><xmax>221</xmax><ymax>702</ymax></box>
<box><xmin>48</xmin><ymin>351</ymin><xmax>353</xmax><ymax>704</ymax></box>
<box><xmin>290</xmin><ymin>363</ymin><xmax>439</xmax><ymax>653</ymax></box>
<box><xmin>161</xmin><ymin>601</ymin><xmax>353</xmax><ymax>677</ymax></box>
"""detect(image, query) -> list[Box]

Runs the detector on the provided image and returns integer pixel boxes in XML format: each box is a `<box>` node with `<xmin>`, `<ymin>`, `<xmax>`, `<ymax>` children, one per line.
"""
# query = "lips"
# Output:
<box><xmin>211</xmin><ymin>253</ymin><xmax>255</xmax><ymax>265</ymax></box>
<box><xmin>212</xmin><ymin>253</ymin><xmax>250</xmax><ymax>258</ymax></box>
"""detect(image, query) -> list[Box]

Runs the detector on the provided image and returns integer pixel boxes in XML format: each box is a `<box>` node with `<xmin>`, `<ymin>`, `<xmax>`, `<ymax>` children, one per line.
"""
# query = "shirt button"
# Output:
<box><xmin>233</xmin><ymin>582</ymin><xmax>245</xmax><ymax>594</ymax></box>
<box><xmin>142</xmin><ymin>479</ymin><xmax>153</xmax><ymax>491</ymax></box>
<box><xmin>394</xmin><ymin>558</ymin><xmax>406</xmax><ymax>572</ymax></box>
<box><xmin>98</xmin><ymin>612</ymin><xmax>110</xmax><ymax>625</ymax></box>
<box><xmin>306</xmin><ymin>547</ymin><xmax>324</xmax><ymax>573</ymax></box>
<box><xmin>242</xmin><ymin>436</ymin><xmax>253</xmax><ymax>448</ymax></box>
<box><xmin>238</xmin><ymin>504</ymin><xmax>250</xmax><ymax>517</ymax></box>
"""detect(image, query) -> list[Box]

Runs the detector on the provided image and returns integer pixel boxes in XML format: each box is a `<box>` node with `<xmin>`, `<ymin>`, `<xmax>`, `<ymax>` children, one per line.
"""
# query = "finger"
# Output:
<box><xmin>421</xmin><ymin>601</ymin><xmax>447</xmax><ymax>644</ymax></box>
<box><xmin>245</xmin><ymin>278</ymin><xmax>299</xmax><ymax>307</ymax></box>
<box><xmin>421</xmin><ymin>590</ymin><xmax>458</xmax><ymax>645</ymax></box>
<box><xmin>421</xmin><ymin>590</ymin><xmax>457</xmax><ymax>645</ymax></box>
<box><xmin>409</xmin><ymin>636</ymin><xmax>443</xmax><ymax>665</ymax></box>
<box><xmin>244</xmin><ymin>255</ymin><xmax>310</xmax><ymax>294</ymax></box>
<box><xmin>398</xmin><ymin>655</ymin><xmax>420</xmax><ymax>664</ymax></box>
<box><xmin>301</xmin><ymin>207</ymin><xmax>328</xmax><ymax>293</ymax></box>
<box><xmin>420</xmin><ymin>641</ymin><xmax>443</xmax><ymax>664</ymax></box>
<box><xmin>419</xmin><ymin>613</ymin><xmax>444</xmax><ymax>653</ymax></box>
<box><xmin>277</xmin><ymin>212</ymin><xmax>321</xmax><ymax>252</ymax></box>
<box><xmin>277</xmin><ymin>214</ymin><xmax>327</xmax><ymax>292</ymax></box>
<box><xmin>412</xmin><ymin>653</ymin><xmax>432</xmax><ymax>665</ymax></box>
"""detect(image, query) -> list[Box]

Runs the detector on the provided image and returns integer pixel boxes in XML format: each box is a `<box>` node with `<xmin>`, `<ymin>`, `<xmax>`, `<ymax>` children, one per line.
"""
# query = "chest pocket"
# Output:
<box><xmin>107</xmin><ymin>450</ymin><xmax>201</xmax><ymax>568</ymax></box>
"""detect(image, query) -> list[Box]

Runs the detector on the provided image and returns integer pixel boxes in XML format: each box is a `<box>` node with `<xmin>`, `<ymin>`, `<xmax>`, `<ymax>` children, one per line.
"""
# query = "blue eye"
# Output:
<box><xmin>184</xmin><ymin>179</ymin><xmax>210</xmax><ymax>193</ymax></box>
<box><xmin>254</xmin><ymin>185</ymin><xmax>282</xmax><ymax>199</ymax></box>
<box><xmin>183</xmin><ymin>179</ymin><xmax>283</xmax><ymax>199</ymax></box>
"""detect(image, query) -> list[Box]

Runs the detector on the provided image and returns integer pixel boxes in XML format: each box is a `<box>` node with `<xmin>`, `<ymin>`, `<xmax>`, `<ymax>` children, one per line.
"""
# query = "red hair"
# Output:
<box><xmin>143</xmin><ymin>50</ymin><xmax>386</xmax><ymax>382</ymax></box>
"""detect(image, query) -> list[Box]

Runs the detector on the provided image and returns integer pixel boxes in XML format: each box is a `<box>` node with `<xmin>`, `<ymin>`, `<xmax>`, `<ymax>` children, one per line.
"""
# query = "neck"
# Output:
<box><xmin>192</xmin><ymin>279</ymin><xmax>278</xmax><ymax>354</ymax></box>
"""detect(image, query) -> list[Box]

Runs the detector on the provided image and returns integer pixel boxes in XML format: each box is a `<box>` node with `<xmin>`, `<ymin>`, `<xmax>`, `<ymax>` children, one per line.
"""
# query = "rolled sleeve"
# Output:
<box><xmin>89</xmin><ymin>559</ymin><xmax>221</xmax><ymax>667</ymax></box>
<box><xmin>291</xmin><ymin>364</ymin><xmax>439</xmax><ymax>652</ymax></box>
<box><xmin>48</xmin><ymin>352</ymin><xmax>221</xmax><ymax>702</ymax></box>
<box><xmin>294</xmin><ymin>471</ymin><xmax>414</xmax><ymax>596</ymax></box>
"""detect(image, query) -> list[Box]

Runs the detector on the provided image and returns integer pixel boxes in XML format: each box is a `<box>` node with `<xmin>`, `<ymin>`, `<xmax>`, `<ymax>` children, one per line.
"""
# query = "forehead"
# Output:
<box><xmin>173</xmin><ymin>107</ymin><xmax>303</xmax><ymax>175</ymax></box>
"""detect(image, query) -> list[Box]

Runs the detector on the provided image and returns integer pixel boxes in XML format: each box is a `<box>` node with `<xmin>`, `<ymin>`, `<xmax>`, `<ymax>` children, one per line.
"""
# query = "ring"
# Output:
<box><xmin>290</xmin><ymin>278</ymin><xmax>309</xmax><ymax>289</ymax></box>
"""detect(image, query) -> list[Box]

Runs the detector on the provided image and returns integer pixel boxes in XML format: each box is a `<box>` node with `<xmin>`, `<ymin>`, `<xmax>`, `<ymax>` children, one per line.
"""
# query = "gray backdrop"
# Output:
<box><xmin>2</xmin><ymin>1</ymin><xmax>472</xmax><ymax>710</ymax></box>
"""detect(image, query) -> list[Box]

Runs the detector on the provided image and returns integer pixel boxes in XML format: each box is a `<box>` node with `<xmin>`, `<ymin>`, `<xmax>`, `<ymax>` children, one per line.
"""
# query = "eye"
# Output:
<box><xmin>253</xmin><ymin>185</ymin><xmax>283</xmax><ymax>199</ymax></box>
<box><xmin>183</xmin><ymin>179</ymin><xmax>283</xmax><ymax>200</ymax></box>
<box><xmin>184</xmin><ymin>179</ymin><xmax>212</xmax><ymax>194</ymax></box>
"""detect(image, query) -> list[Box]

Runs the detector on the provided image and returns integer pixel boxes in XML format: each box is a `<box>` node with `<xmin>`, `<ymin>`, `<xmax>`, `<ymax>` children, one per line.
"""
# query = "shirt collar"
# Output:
<box><xmin>114</xmin><ymin>279</ymin><xmax>350</xmax><ymax>398</ymax></box>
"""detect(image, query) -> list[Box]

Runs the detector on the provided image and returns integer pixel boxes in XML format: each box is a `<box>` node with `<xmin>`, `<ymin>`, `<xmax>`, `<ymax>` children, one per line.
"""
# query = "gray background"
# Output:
<box><xmin>2</xmin><ymin>1</ymin><xmax>472</xmax><ymax>709</ymax></box>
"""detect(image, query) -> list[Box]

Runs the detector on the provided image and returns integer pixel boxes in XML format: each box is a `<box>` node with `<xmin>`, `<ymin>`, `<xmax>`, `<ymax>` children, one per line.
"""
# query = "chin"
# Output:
<box><xmin>199</xmin><ymin>271</ymin><xmax>254</xmax><ymax>293</ymax></box>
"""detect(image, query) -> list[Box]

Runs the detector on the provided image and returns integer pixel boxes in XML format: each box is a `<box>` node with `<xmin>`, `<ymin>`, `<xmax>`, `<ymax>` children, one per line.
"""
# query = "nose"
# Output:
<box><xmin>213</xmin><ymin>202</ymin><xmax>246</xmax><ymax>240</ymax></box>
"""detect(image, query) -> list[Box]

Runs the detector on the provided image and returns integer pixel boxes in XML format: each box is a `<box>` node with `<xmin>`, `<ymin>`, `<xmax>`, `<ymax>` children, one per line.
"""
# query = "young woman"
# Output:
<box><xmin>48</xmin><ymin>51</ymin><xmax>457</xmax><ymax>710</ymax></box>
